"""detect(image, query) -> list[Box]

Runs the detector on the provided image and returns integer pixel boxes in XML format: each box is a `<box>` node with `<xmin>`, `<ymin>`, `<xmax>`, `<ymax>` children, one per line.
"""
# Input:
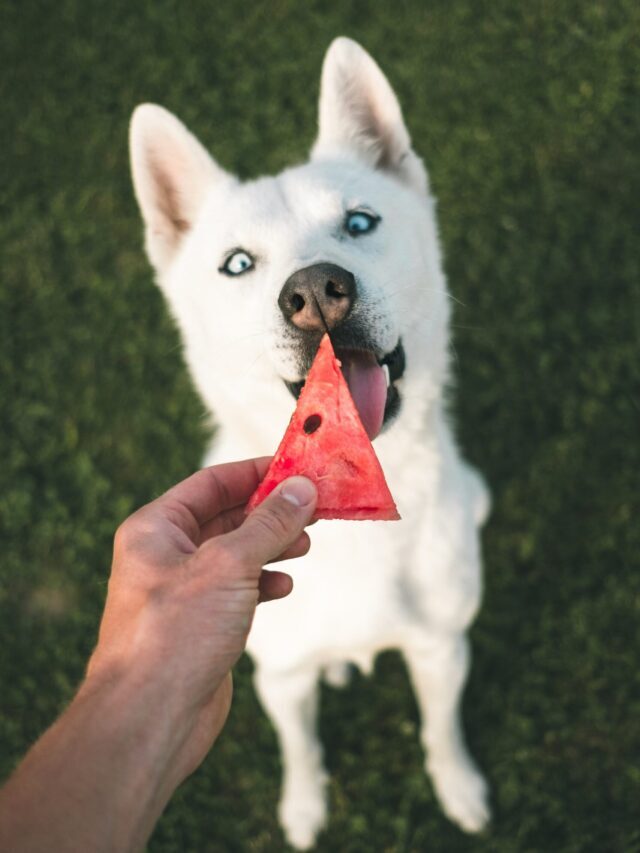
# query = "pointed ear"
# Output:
<box><xmin>130</xmin><ymin>104</ymin><xmax>232</xmax><ymax>272</ymax></box>
<box><xmin>311</xmin><ymin>38</ymin><xmax>428</xmax><ymax>194</ymax></box>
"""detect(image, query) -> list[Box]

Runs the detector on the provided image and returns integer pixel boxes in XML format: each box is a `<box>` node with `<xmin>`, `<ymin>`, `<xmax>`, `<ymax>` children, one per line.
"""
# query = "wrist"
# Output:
<box><xmin>81</xmin><ymin>653</ymin><xmax>197</xmax><ymax>764</ymax></box>
<box><xmin>86</xmin><ymin>642</ymin><xmax>226</xmax><ymax>735</ymax></box>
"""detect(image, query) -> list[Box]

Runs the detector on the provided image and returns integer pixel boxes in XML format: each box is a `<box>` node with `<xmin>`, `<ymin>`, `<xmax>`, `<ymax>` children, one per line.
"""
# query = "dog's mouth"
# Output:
<box><xmin>284</xmin><ymin>339</ymin><xmax>405</xmax><ymax>440</ymax></box>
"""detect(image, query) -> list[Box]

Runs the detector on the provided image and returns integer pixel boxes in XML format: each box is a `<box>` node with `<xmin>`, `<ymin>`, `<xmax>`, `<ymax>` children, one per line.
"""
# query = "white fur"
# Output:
<box><xmin>131</xmin><ymin>37</ymin><xmax>490</xmax><ymax>848</ymax></box>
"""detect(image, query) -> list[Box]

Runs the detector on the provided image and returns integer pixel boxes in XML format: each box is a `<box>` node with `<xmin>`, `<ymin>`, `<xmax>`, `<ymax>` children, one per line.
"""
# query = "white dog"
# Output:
<box><xmin>130</xmin><ymin>37</ymin><xmax>491</xmax><ymax>849</ymax></box>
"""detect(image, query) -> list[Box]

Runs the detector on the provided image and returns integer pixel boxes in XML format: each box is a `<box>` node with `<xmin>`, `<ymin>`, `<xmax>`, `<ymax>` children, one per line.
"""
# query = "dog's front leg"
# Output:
<box><xmin>254</xmin><ymin>665</ymin><xmax>327</xmax><ymax>850</ymax></box>
<box><xmin>404</xmin><ymin>632</ymin><xmax>490</xmax><ymax>833</ymax></box>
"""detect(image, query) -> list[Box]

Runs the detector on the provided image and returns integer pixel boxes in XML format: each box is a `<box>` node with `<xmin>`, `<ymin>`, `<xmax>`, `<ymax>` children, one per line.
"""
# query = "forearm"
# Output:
<box><xmin>0</xmin><ymin>667</ymin><xmax>192</xmax><ymax>853</ymax></box>
<box><xmin>0</xmin><ymin>464</ymin><xmax>312</xmax><ymax>852</ymax></box>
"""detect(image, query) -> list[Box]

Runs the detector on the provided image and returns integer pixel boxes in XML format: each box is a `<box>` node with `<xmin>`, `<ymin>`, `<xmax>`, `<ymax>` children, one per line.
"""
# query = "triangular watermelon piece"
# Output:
<box><xmin>246</xmin><ymin>334</ymin><xmax>400</xmax><ymax>521</ymax></box>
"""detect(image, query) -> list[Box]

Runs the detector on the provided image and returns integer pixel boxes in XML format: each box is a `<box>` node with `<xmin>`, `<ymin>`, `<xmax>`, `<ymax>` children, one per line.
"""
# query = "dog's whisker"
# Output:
<box><xmin>201</xmin><ymin>328</ymin><xmax>270</xmax><ymax>364</ymax></box>
<box><xmin>446</xmin><ymin>292</ymin><xmax>467</xmax><ymax>308</ymax></box>
<box><xmin>242</xmin><ymin>349</ymin><xmax>271</xmax><ymax>380</ymax></box>
<box><xmin>451</xmin><ymin>323</ymin><xmax>486</xmax><ymax>331</ymax></box>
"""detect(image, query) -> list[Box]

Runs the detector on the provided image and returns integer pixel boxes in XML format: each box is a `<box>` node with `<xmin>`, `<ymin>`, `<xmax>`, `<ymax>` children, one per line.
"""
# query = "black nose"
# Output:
<box><xmin>278</xmin><ymin>263</ymin><xmax>356</xmax><ymax>332</ymax></box>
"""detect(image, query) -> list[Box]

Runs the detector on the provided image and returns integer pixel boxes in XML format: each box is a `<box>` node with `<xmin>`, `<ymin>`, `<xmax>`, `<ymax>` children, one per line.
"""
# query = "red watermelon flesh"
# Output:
<box><xmin>246</xmin><ymin>334</ymin><xmax>400</xmax><ymax>521</ymax></box>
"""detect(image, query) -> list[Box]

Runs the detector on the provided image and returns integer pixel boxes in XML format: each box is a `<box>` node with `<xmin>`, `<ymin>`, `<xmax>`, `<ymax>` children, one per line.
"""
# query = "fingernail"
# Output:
<box><xmin>280</xmin><ymin>476</ymin><xmax>316</xmax><ymax>507</ymax></box>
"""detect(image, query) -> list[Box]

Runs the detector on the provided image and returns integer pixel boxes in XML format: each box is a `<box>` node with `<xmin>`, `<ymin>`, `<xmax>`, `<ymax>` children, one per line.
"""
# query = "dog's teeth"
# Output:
<box><xmin>382</xmin><ymin>364</ymin><xmax>391</xmax><ymax>387</ymax></box>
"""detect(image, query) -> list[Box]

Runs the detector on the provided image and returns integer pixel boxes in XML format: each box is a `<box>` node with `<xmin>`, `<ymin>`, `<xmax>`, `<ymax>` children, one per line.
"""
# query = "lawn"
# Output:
<box><xmin>1</xmin><ymin>1</ymin><xmax>639</xmax><ymax>850</ymax></box>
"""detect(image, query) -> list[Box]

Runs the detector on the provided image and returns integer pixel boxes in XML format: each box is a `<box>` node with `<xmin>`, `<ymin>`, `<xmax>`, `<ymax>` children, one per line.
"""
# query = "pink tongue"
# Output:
<box><xmin>339</xmin><ymin>351</ymin><xmax>387</xmax><ymax>440</ymax></box>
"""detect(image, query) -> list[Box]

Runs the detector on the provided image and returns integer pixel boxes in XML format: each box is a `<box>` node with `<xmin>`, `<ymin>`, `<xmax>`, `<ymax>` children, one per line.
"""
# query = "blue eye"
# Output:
<box><xmin>220</xmin><ymin>250</ymin><xmax>255</xmax><ymax>276</ymax></box>
<box><xmin>345</xmin><ymin>210</ymin><xmax>380</xmax><ymax>236</ymax></box>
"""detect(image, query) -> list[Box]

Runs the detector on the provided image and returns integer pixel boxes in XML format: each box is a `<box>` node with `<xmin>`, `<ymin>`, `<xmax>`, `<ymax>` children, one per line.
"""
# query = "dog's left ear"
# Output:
<box><xmin>311</xmin><ymin>38</ymin><xmax>428</xmax><ymax>195</ymax></box>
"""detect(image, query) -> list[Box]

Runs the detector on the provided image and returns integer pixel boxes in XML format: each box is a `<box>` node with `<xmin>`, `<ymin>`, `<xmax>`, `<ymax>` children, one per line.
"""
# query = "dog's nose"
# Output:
<box><xmin>278</xmin><ymin>263</ymin><xmax>356</xmax><ymax>331</ymax></box>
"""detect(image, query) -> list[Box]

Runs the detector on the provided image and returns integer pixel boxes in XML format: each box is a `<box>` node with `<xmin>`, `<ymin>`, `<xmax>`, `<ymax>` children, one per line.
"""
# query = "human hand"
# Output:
<box><xmin>86</xmin><ymin>458</ymin><xmax>317</xmax><ymax>785</ymax></box>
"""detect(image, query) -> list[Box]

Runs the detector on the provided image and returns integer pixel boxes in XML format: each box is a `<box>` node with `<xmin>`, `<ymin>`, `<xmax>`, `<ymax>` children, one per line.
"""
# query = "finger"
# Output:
<box><xmin>266</xmin><ymin>531</ymin><xmax>311</xmax><ymax>564</ymax></box>
<box><xmin>199</xmin><ymin>505</ymin><xmax>248</xmax><ymax>544</ymax></box>
<box><xmin>258</xmin><ymin>569</ymin><xmax>294</xmax><ymax>603</ymax></box>
<box><xmin>154</xmin><ymin>457</ymin><xmax>273</xmax><ymax>529</ymax></box>
<box><xmin>218</xmin><ymin>477</ymin><xmax>317</xmax><ymax>569</ymax></box>
<box><xmin>201</xmin><ymin>514</ymin><xmax>311</xmax><ymax>561</ymax></box>
<box><xmin>199</xmin><ymin>501</ymin><xmax>317</xmax><ymax>547</ymax></box>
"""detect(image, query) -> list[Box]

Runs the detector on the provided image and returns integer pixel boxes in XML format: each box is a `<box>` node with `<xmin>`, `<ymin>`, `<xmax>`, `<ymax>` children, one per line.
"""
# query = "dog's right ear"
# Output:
<box><xmin>130</xmin><ymin>104</ymin><xmax>232</xmax><ymax>272</ymax></box>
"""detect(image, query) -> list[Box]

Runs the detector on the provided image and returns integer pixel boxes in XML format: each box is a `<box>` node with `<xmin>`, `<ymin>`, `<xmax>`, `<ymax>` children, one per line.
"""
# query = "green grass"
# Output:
<box><xmin>1</xmin><ymin>1</ymin><xmax>639</xmax><ymax>850</ymax></box>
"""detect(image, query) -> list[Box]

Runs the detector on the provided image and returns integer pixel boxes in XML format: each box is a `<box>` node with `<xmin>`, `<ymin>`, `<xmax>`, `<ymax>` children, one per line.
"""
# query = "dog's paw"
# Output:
<box><xmin>323</xmin><ymin>661</ymin><xmax>352</xmax><ymax>689</ymax></box>
<box><xmin>428</xmin><ymin>756</ymin><xmax>490</xmax><ymax>833</ymax></box>
<box><xmin>280</xmin><ymin>790</ymin><xmax>327</xmax><ymax>850</ymax></box>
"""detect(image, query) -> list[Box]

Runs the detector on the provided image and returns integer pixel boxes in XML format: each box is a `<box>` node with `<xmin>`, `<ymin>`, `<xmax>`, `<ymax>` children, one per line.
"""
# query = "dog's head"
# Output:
<box><xmin>130</xmin><ymin>38</ymin><xmax>450</xmax><ymax>442</ymax></box>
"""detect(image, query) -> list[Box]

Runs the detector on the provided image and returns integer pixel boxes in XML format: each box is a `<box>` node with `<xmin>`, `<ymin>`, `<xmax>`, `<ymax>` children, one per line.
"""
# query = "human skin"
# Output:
<box><xmin>0</xmin><ymin>459</ymin><xmax>317</xmax><ymax>853</ymax></box>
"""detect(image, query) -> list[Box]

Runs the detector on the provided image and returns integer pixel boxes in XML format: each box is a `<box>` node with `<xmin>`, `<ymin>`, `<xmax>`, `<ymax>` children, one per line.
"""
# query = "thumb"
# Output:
<box><xmin>220</xmin><ymin>477</ymin><xmax>317</xmax><ymax>570</ymax></box>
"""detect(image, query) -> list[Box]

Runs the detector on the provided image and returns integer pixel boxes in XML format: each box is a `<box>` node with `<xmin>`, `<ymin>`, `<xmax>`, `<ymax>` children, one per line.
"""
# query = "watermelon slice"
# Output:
<box><xmin>246</xmin><ymin>334</ymin><xmax>400</xmax><ymax>521</ymax></box>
